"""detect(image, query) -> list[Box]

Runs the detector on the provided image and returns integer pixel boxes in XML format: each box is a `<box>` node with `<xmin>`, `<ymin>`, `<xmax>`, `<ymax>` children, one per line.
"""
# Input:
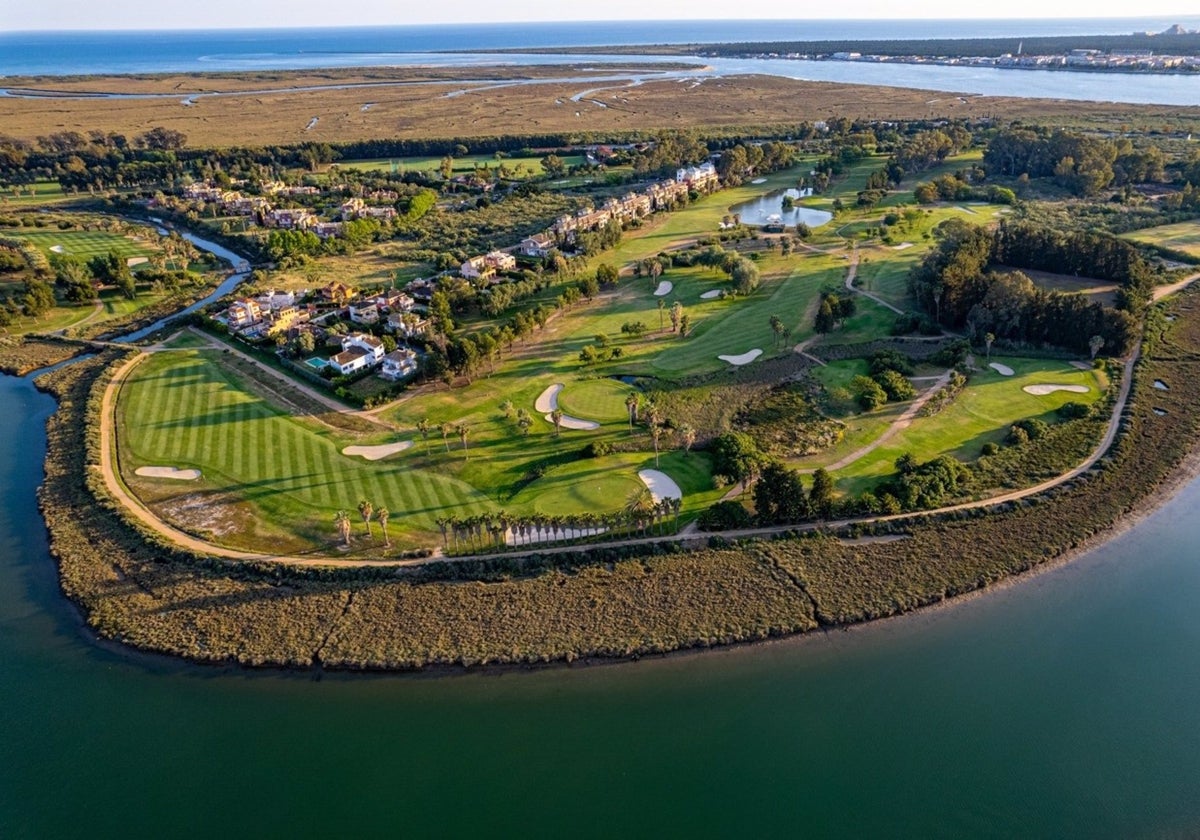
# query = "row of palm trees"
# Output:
<box><xmin>333</xmin><ymin>500</ymin><xmax>391</xmax><ymax>548</ymax></box>
<box><xmin>435</xmin><ymin>494</ymin><xmax>683</xmax><ymax>555</ymax></box>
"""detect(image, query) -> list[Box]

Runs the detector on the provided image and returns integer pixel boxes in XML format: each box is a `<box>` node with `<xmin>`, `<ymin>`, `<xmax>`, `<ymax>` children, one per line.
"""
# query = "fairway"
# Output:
<box><xmin>1122</xmin><ymin>221</ymin><xmax>1200</xmax><ymax>259</ymax></box>
<box><xmin>14</xmin><ymin>228</ymin><xmax>157</xmax><ymax>260</ymax></box>
<box><xmin>332</xmin><ymin>153</ymin><xmax>585</xmax><ymax>177</ymax></box>
<box><xmin>118</xmin><ymin>349</ymin><xmax>494</xmax><ymax>551</ymax></box>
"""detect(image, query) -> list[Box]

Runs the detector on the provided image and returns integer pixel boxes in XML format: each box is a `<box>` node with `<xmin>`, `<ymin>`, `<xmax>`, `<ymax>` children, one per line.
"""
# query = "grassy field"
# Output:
<box><xmin>556</xmin><ymin>377</ymin><xmax>634</xmax><ymax>423</ymax></box>
<box><xmin>0</xmin><ymin>180</ymin><xmax>71</xmax><ymax>207</ymax></box>
<box><xmin>10</xmin><ymin>228</ymin><xmax>157</xmax><ymax>260</ymax></box>
<box><xmin>998</xmin><ymin>267</ymin><xmax>1119</xmax><ymax>306</ymax></box>
<box><xmin>1122</xmin><ymin>220</ymin><xmax>1200</xmax><ymax>259</ymax></box>
<box><xmin>332</xmin><ymin>153</ymin><xmax>586</xmax><ymax>177</ymax></box>
<box><xmin>823</xmin><ymin>356</ymin><xmax>1107</xmax><ymax>496</ymax></box>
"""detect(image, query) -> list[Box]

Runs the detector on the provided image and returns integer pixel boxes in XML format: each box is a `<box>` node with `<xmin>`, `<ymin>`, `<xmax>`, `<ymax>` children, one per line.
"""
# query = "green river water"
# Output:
<box><xmin>3</xmin><ymin>368</ymin><xmax>1200</xmax><ymax>838</ymax></box>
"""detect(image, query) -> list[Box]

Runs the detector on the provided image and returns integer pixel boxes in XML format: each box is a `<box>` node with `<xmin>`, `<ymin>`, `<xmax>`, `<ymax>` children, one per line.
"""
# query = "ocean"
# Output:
<box><xmin>4</xmin><ymin>17</ymin><xmax>1200</xmax><ymax>77</ymax></box>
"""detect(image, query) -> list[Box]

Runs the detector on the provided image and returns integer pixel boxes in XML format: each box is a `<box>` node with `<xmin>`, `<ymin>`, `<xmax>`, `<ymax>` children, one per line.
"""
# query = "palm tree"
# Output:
<box><xmin>440</xmin><ymin>422</ymin><xmax>453</xmax><ymax>453</ymax></box>
<box><xmin>984</xmin><ymin>332</ymin><xmax>996</xmax><ymax>361</ymax></box>
<box><xmin>624</xmin><ymin>487</ymin><xmax>655</xmax><ymax>536</ymax></box>
<box><xmin>679</xmin><ymin>424</ymin><xmax>696</xmax><ymax>456</ymax></box>
<box><xmin>625</xmin><ymin>392</ymin><xmax>639</xmax><ymax>431</ymax></box>
<box><xmin>550</xmin><ymin>408</ymin><xmax>563</xmax><ymax>436</ymax></box>
<box><xmin>377</xmin><ymin>506</ymin><xmax>390</xmax><ymax>547</ymax></box>
<box><xmin>650</xmin><ymin>423</ymin><xmax>662</xmax><ymax>467</ymax></box>
<box><xmin>357</xmin><ymin>499</ymin><xmax>373</xmax><ymax>538</ymax></box>
<box><xmin>334</xmin><ymin>509</ymin><xmax>352</xmax><ymax>547</ymax></box>
<box><xmin>416</xmin><ymin>418</ymin><xmax>432</xmax><ymax>455</ymax></box>
<box><xmin>456</xmin><ymin>423</ymin><xmax>470</xmax><ymax>460</ymax></box>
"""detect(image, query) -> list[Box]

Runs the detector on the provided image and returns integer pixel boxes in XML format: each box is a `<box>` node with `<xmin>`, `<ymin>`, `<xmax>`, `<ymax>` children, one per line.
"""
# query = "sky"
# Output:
<box><xmin>4</xmin><ymin>1</ymin><xmax>1200</xmax><ymax>31</ymax></box>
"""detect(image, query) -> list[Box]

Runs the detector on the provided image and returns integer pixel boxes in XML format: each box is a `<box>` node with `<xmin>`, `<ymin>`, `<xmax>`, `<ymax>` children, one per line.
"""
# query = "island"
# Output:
<box><xmin>2</xmin><ymin>59</ymin><xmax>1200</xmax><ymax>669</ymax></box>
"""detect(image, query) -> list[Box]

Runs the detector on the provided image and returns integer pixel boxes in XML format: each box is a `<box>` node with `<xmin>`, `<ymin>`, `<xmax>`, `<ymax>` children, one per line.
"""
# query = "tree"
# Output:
<box><xmin>357</xmin><ymin>499</ymin><xmax>373</xmax><ymax>538</ymax></box>
<box><xmin>650</xmin><ymin>422</ymin><xmax>662</xmax><ymax>467</ymax></box>
<box><xmin>669</xmin><ymin>301</ymin><xmax>683</xmax><ymax>333</ymax></box>
<box><xmin>440</xmin><ymin>422</ymin><xmax>453</xmax><ymax>453</ymax></box>
<box><xmin>678</xmin><ymin>313</ymin><xmax>691</xmax><ymax>337</ymax></box>
<box><xmin>541</xmin><ymin>154</ymin><xmax>567</xmax><ymax>177</ymax></box>
<box><xmin>809</xmin><ymin>468</ymin><xmax>835</xmax><ymax>518</ymax></box>
<box><xmin>769</xmin><ymin>314</ymin><xmax>789</xmax><ymax>349</ymax></box>
<box><xmin>1089</xmin><ymin>334</ymin><xmax>1105</xmax><ymax>360</ymax></box>
<box><xmin>711</xmin><ymin>432</ymin><xmax>763</xmax><ymax>485</ymax></box>
<box><xmin>516</xmin><ymin>408</ymin><xmax>534</xmax><ymax>435</ymax></box>
<box><xmin>377</xmin><ymin>506</ymin><xmax>390</xmax><ymax>547</ymax></box>
<box><xmin>731</xmin><ymin>257</ymin><xmax>760</xmax><ymax>295</ymax></box>
<box><xmin>456</xmin><ymin>423</ymin><xmax>470</xmax><ymax>459</ymax></box>
<box><xmin>984</xmin><ymin>332</ymin><xmax>995</xmax><ymax>361</ymax></box>
<box><xmin>814</xmin><ymin>298</ymin><xmax>835</xmax><ymax>333</ymax></box>
<box><xmin>334</xmin><ymin>509</ymin><xmax>352</xmax><ymax>547</ymax></box>
<box><xmin>550</xmin><ymin>408</ymin><xmax>563</xmax><ymax>437</ymax></box>
<box><xmin>625</xmin><ymin>392</ymin><xmax>639</xmax><ymax>432</ymax></box>
<box><xmin>596</xmin><ymin>263</ymin><xmax>619</xmax><ymax>287</ymax></box>
<box><xmin>754</xmin><ymin>461</ymin><xmax>810</xmax><ymax>524</ymax></box>
<box><xmin>416</xmin><ymin>418</ymin><xmax>432</xmax><ymax>455</ymax></box>
<box><xmin>679</xmin><ymin>424</ymin><xmax>696</xmax><ymax>455</ymax></box>
<box><xmin>851</xmin><ymin>375</ymin><xmax>888</xmax><ymax>411</ymax></box>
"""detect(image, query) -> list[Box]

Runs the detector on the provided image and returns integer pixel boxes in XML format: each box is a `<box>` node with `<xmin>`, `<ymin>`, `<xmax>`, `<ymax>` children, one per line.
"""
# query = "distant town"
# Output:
<box><xmin>710</xmin><ymin>25</ymin><xmax>1200</xmax><ymax>74</ymax></box>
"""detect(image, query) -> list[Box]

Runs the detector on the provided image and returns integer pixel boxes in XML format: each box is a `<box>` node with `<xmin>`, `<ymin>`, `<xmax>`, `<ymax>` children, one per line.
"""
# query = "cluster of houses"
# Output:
<box><xmin>181</xmin><ymin>180</ymin><xmax>398</xmax><ymax>240</ymax></box>
<box><xmin>219</xmin><ymin>281</ymin><xmax>423</xmax><ymax>382</ymax></box>
<box><xmin>453</xmin><ymin>162</ymin><xmax>721</xmax><ymax>278</ymax></box>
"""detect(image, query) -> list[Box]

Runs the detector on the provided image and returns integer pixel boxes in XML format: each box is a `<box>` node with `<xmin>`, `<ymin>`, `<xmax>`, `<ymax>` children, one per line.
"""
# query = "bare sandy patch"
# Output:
<box><xmin>638</xmin><ymin>469</ymin><xmax>682</xmax><ymax>502</ymax></box>
<box><xmin>1023</xmin><ymin>384</ymin><xmax>1090</xmax><ymax>396</ymax></box>
<box><xmin>135</xmin><ymin>466</ymin><xmax>201</xmax><ymax>480</ymax></box>
<box><xmin>534</xmin><ymin>384</ymin><xmax>600</xmax><ymax>431</ymax></box>
<box><xmin>700</xmin><ymin>289</ymin><xmax>723</xmax><ymax>300</ymax></box>
<box><xmin>653</xmin><ymin>280</ymin><xmax>673</xmax><ymax>296</ymax></box>
<box><xmin>1070</xmin><ymin>361</ymin><xmax>1093</xmax><ymax>371</ymax></box>
<box><xmin>718</xmin><ymin>348</ymin><xmax>763</xmax><ymax>366</ymax></box>
<box><xmin>342</xmin><ymin>441</ymin><xmax>413</xmax><ymax>461</ymax></box>
<box><xmin>989</xmin><ymin>362</ymin><xmax>1015</xmax><ymax>376</ymax></box>
<box><xmin>49</xmin><ymin>245</ymin><xmax>65</xmax><ymax>253</ymax></box>
<box><xmin>751</xmin><ymin>177</ymin><xmax>768</xmax><ymax>184</ymax></box>
<box><xmin>892</xmin><ymin>242</ymin><xmax>915</xmax><ymax>250</ymax></box>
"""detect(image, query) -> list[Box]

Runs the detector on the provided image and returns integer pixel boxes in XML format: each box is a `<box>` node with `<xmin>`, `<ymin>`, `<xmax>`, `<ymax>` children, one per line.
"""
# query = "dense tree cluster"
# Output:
<box><xmin>983</xmin><ymin>128</ymin><xmax>1167</xmax><ymax>196</ymax></box>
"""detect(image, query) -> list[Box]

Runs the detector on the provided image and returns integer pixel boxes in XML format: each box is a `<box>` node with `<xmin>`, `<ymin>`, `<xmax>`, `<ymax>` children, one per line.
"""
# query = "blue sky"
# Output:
<box><xmin>5</xmin><ymin>2</ymin><xmax>1199</xmax><ymax>31</ymax></box>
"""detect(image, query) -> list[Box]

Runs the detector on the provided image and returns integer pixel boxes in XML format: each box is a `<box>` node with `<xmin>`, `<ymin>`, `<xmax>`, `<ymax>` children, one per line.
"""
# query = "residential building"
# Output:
<box><xmin>330</xmin><ymin>333</ymin><xmax>385</xmax><ymax>375</ymax></box>
<box><xmin>520</xmin><ymin>233</ymin><xmax>556</xmax><ymax>258</ymax></box>
<box><xmin>380</xmin><ymin>348</ymin><xmax>418</xmax><ymax>381</ymax></box>
<box><xmin>227</xmin><ymin>299</ymin><xmax>263</xmax><ymax>330</ymax></box>
<box><xmin>349</xmin><ymin>303</ymin><xmax>380</xmax><ymax>325</ymax></box>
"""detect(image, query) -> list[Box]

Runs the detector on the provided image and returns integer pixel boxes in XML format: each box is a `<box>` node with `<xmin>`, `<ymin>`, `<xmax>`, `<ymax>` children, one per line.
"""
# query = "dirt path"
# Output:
<box><xmin>843</xmin><ymin>244</ymin><xmax>905</xmax><ymax>315</ymax></box>
<box><xmin>798</xmin><ymin>370</ymin><xmax>952</xmax><ymax>474</ymax></box>
<box><xmin>1153</xmin><ymin>271</ymin><xmax>1200</xmax><ymax>302</ymax></box>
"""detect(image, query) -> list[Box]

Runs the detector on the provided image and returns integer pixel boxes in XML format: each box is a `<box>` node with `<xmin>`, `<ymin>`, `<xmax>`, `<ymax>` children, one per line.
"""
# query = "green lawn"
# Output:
<box><xmin>0</xmin><ymin>180</ymin><xmax>72</xmax><ymax>207</ymax></box>
<box><xmin>331</xmin><ymin>153</ymin><xmax>586</xmax><ymax>178</ymax></box>
<box><xmin>120</xmin><ymin>346</ymin><xmax>717</xmax><ymax>553</ymax></box>
<box><xmin>1122</xmin><ymin>221</ymin><xmax>1200</xmax><ymax>259</ymax></box>
<box><xmin>12</xmin><ymin>229</ymin><xmax>157</xmax><ymax>260</ymax></box>
<box><xmin>826</xmin><ymin>356</ymin><xmax>1107</xmax><ymax>496</ymax></box>
<box><xmin>556</xmin><ymin>377</ymin><xmax>634</xmax><ymax>423</ymax></box>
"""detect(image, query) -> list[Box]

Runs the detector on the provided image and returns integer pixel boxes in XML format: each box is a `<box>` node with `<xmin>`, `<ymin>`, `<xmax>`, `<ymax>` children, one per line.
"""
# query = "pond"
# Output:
<box><xmin>729</xmin><ymin>188</ymin><xmax>833</xmax><ymax>229</ymax></box>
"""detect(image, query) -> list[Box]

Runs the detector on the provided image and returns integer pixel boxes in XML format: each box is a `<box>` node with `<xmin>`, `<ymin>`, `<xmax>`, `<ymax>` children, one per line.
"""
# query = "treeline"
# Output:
<box><xmin>907</xmin><ymin>220</ymin><xmax>1142</xmax><ymax>355</ymax></box>
<box><xmin>983</xmin><ymin>127</ymin><xmax>1168</xmax><ymax>195</ymax></box>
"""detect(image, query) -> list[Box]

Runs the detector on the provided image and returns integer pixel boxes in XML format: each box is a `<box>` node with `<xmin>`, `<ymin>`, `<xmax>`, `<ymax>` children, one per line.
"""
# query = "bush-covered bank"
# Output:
<box><xmin>0</xmin><ymin>336</ymin><xmax>84</xmax><ymax>376</ymax></box>
<box><xmin>33</xmin><ymin>289</ymin><xmax>1200</xmax><ymax>668</ymax></box>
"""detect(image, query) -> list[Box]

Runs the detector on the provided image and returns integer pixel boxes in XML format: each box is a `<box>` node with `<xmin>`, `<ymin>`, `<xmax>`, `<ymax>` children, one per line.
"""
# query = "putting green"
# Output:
<box><xmin>556</xmin><ymin>378</ymin><xmax>635</xmax><ymax>424</ymax></box>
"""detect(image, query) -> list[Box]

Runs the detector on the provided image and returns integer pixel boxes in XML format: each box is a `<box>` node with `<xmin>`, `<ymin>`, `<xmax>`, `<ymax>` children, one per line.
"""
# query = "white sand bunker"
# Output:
<box><xmin>126</xmin><ymin>256</ymin><xmax>149</xmax><ymax>267</ymax></box>
<box><xmin>638</xmin><ymin>469</ymin><xmax>682</xmax><ymax>502</ymax></box>
<box><xmin>342</xmin><ymin>441</ymin><xmax>413</xmax><ymax>461</ymax></box>
<box><xmin>135</xmin><ymin>466</ymin><xmax>201</xmax><ymax>481</ymax></box>
<box><xmin>751</xmin><ymin>178</ymin><xmax>767</xmax><ymax>184</ymax></box>
<box><xmin>989</xmin><ymin>362</ymin><xmax>1015</xmax><ymax>376</ymax></box>
<box><xmin>700</xmin><ymin>289</ymin><xmax>723</xmax><ymax>300</ymax></box>
<box><xmin>719</xmin><ymin>349</ymin><xmax>763</xmax><ymax>366</ymax></box>
<box><xmin>1024</xmin><ymin>384</ymin><xmax>1090</xmax><ymax>396</ymax></box>
<box><xmin>653</xmin><ymin>281</ymin><xmax>673</xmax><ymax>296</ymax></box>
<box><xmin>49</xmin><ymin>245</ymin><xmax>65</xmax><ymax>253</ymax></box>
<box><xmin>534</xmin><ymin>384</ymin><xmax>600</xmax><ymax>431</ymax></box>
<box><xmin>892</xmin><ymin>242</ymin><xmax>915</xmax><ymax>250</ymax></box>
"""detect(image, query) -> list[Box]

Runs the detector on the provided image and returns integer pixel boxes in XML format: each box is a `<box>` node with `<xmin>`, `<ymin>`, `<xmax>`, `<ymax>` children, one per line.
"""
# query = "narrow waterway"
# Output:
<box><xmin>2</xmin><ymin>356</ymin><xmax>1200</xmax><ymax>836</ymax></box>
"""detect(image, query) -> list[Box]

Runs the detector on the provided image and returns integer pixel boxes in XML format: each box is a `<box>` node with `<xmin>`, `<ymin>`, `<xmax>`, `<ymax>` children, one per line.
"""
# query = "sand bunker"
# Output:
<box><xmin>126</xmin><ymin>256</ymin><xmax>148</xmax><ymax>267</ymax></box>
<box><xmin>638</xmin><ymin>469</ymin><xmax>682</xmax><ymax>502</ymax></box>
<box><xmin>342</xmin><ymin>441</ymin><xmax>413</xmax><ymax>461</ymax></box>
<box><xmin>49</xmin><ymin>245</ymin><xmax>65</xmax><ymax>253</ymax></box>
<box><xmin>892</xmin><ymin>242</ymin><xmax>915</xmax><ymax>250</ymax></box>
<box><xmin>751</xmin><ymin>178</ymin><xmax>767</xmax><ymax>184</ymax></box>
<box><xmin>1154</xmin><ymin>380</ymin><xmax>1169</xmax><ymax>391</ymax></box>
<box><xmin>718</xmin><ymin>349</ymin><xmax>763</xmax><ymax>366</ymax></box>
<box><xmin>1023</xmin><ymin>384</ymin><xmax>1089</xmax><ymax>396</ymax></box>
<box><xmin>534</xmin><ymin>384</ymin><xmax>600</xmax><ymax>431</ymax></box>
<box><xmin>653</xmin><ymin>281</ymin><xmax>673</xmax><ymax>297</ymax></box>
<box><xmin>700</xmin><ymin>289</ymin><xmax>723</xmax><ymax>300</ymax></box>
<box><xmin>989</xmin><ymin>362</ymin><xmax>1015</xmax><ymax>376</ymax></box>
<box><xmin>135</xmin><ymin>466</ymin><xmax>201</xmax><ymax>481</ymax></box>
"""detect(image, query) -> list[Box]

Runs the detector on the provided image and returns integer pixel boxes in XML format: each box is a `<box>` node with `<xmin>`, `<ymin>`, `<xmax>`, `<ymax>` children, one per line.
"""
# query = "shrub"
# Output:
<box><xmin>697</xmin><ymin>501</ymin><xmax>753</xmax><ymax>531</ymax></box>
<box><xmin>1058</xmin><ymin>401</ymin><xmax>1090</xmax><ymax>420</ymax></box>
<box><xmin>583</xmin><ymin>441</ymin><xmax>613</xmax><ymax>458</ymax></box>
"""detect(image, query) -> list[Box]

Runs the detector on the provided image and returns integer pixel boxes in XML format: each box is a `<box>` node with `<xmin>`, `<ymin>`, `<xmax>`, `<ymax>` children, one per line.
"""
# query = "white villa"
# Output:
<box><xmin>348</xmin><ymin>304</ymin><xmax>380</xmax><ymax>325</ymax></box>
<box><xmin>519</xmin><ymin>233</ymin><xmax>556</xmax><ymax>258</ymax></box>
<box><xmin>330</xmin><ymin>333</ymin><xmax>385</xmax><ymax>376</ymax></box>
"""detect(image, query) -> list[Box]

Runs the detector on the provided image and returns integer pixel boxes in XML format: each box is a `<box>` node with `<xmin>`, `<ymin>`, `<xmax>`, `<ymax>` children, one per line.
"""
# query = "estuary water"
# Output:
<box><xmin>3</xmin><ymin>361</ymin><xmax>1200</xmax><ymax>835</ymax></box>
